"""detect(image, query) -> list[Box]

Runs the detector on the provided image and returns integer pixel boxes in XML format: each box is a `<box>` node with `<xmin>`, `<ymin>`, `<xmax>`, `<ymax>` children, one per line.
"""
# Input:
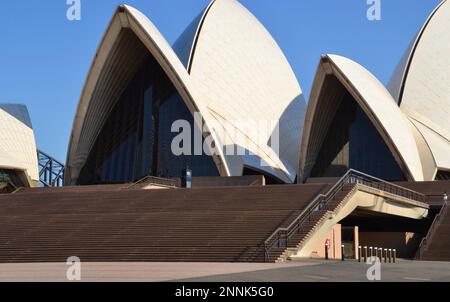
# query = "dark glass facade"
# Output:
<box><xmin>436</xmin><ymin>170</ymin><xmax>450</xmax><ymax>181</ymax></box>
<box><xmin>78</xmin><ymin>54</ymin><xmax>219</xmax><ymax>185</ymax></box>
<box><xmin>310</xmin><ymin>91</ymin><xmax>406</xmax><ymax>181</ymax></box>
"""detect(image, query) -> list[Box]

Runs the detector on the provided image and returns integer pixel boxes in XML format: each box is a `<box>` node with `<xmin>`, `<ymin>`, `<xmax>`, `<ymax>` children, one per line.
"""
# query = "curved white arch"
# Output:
<box><xmin>387</xmin><ymin>0</ymin><xmax>450</xmax><ymax>179</ymax></box>
<box><xmin>299</xmin><ymin>55</ymin><xmax>424</xmax><ymax>182</ymax></box>
<box><xmin>388</xmin><ymin>0</ymin><xmax>449</xmax><ymax>138</ymax></box>
<box><xmin>66</xmin><ymin>5</ymin><xmax>230</xmax><ymax>184</ymax></box>
<box><xmin>388</xmin><ymin>0</ymin><xmax>447</xmax><ymax>105</ymax></box>
<box><xmin>409</xmin><ymin>117</ymin><xmax>450</xmax><ymax>174</ymax></box>
<box><xmin>172</xmin><ymin>0</ymin><xmax>216</xmax><ymax>71</ymax></box>
<box><xmin>188</xmin><ymin>0</ymin><xmax>306</xmax><ymax>182</ymax></box>
<box><xmin>67</xmin><ymin>2</ymin><xmax>306</xmax><ymax>184</ymax></box>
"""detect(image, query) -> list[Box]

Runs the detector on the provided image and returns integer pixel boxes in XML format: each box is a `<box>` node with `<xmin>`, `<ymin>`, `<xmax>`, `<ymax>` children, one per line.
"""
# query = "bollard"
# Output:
<box><xmin>363</xmin><ymin>246</ymin><xmax>368</xmax><ymax>262</ymax></box>
<box><xmin>384</xmin><ymin>249</ymin><xmax>388</xmax><ymax>263</ymax></box>
<box><xmin>358</xmin><ymin>246</ymin><xmax>362</xmax><ymax>262</ymax></box>
<box><xmin>325</xmin><ymin>242</ymin><xmax>329</xmax><ymax>260</ymax></box>
<box><xmin>374</xmin><ymin>247</ymin><xmax>378</xmax><ymax>259</ymax></box>
<box><xmin>378</xmin><ymin>248</ymin><xmax>383</xmax><ymax>262</ymax></box>
<box><xmin>388</xmin><ymin>249</ymin><xmax>392</xmax><ymax>263</ymax></box>
<box><xmin>393</xmin><ymin>249</ymin><xmax>397</xmax><ymax>263</ymax></box>
<box><xmin>341</xmin><ymin>245</ymin><xmax>345</xmax><ymax>261</ymax></box>
<box><xmin>369</xmin><ymin>246</ymin><xmax>373</xmax><ymax>258</ymax></box>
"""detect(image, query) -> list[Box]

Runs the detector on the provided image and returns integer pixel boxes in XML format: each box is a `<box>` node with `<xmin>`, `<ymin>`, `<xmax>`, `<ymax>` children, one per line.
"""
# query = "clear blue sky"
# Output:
<box><xmin>0</xmin><ymin>0</ymin><xmax>441</xmax><ymax>162</ymax></box>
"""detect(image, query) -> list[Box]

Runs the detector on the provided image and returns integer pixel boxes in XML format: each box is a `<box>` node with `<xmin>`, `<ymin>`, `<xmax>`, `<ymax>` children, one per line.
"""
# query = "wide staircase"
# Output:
<box><xmin>0</xmin><ymin>170</ymin><xmax>428</xmax><ymax>263</ymax></box>
<box><xmin>416</xmin><ymin>200</ymin><xmax>450</xmax><ymax>261</ymax></box>
<box><xmin>0</xmin><ymin>183</ymin><xmax>330</xmax><ymax>263</ymax></box>
<box><xmin>396</xmin><ymin>180</ymin><xmax>450</xmax><ymax>261</ymax></box>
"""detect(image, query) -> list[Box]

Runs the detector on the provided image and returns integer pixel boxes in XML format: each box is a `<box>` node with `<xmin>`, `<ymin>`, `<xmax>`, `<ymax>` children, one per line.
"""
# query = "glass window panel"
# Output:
<box><xmin>311</xmin><ymin>89</ymin><xmax>405</xmax><ymax>181</ymax></box>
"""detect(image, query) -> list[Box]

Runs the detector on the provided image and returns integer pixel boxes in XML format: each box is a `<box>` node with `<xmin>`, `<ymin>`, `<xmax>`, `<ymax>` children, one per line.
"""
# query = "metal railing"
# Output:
<box><xmin>416</xmin><ymin>199</ymin><xmax>448</xmax><ymax>259</ymax></box>
<box><xmin>38</xmin><ymin>150</ymin><xmax>65</xmax><ymax>187</ymax></box>
<box><xmin>264</xmin><ymin>169</ymin><xmax>426</xmax><ymax>262</ymax></box>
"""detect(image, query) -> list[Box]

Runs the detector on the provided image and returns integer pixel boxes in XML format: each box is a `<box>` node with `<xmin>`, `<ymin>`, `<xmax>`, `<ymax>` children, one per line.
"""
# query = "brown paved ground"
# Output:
<box><xmin>0</xmin><ymin>261</ymin><xmax>318</xmax><ymax>282</ymax></box>
<box><xmin>1</xmin><ymin>259</ymin><xmax>450</xmax><ymax>282</ymax></box>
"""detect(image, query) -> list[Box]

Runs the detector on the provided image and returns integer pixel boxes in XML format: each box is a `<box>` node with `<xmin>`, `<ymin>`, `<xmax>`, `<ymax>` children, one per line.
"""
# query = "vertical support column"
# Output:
<box><xmin>358</xmin><ymin>246</ymin><xmax>362</xmax><ymax>262</ymax></box>
<box><xmin>354</xmin><ymin>226</ymin><xmax>359</xmax><ymax>260</ymax></box>
<box><xmin>363</xmin><ymin>246</ymin><xmax>367</xmax><ymax>262</ymax></box>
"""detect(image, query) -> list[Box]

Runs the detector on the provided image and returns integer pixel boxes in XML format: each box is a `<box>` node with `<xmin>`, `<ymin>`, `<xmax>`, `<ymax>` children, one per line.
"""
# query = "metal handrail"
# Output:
<box><xmin>37</xmin><ymin>149</ymin><xmax>65</xmax><ymax>187</ymax></box>
<box><xmin>264</xmin><ymin>171</ymin><xmax>351</xmax><ymax>260</ymax></box>
<box><xmin>264</xmin><ymin>169</ymin><xmax>426</xmax><ymax>262</ymax></box>
<box><xmin>416</xmin><ymin>199</ymin><xmax>448</xmax><ymax>259</ymax></box>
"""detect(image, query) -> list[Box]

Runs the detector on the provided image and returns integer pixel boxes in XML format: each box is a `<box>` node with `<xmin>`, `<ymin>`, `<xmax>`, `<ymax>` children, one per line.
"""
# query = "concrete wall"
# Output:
<box><xmin>309</xmin><ymin>224</ymin><xmax>342</xmax><ymax>260</ymax></box>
